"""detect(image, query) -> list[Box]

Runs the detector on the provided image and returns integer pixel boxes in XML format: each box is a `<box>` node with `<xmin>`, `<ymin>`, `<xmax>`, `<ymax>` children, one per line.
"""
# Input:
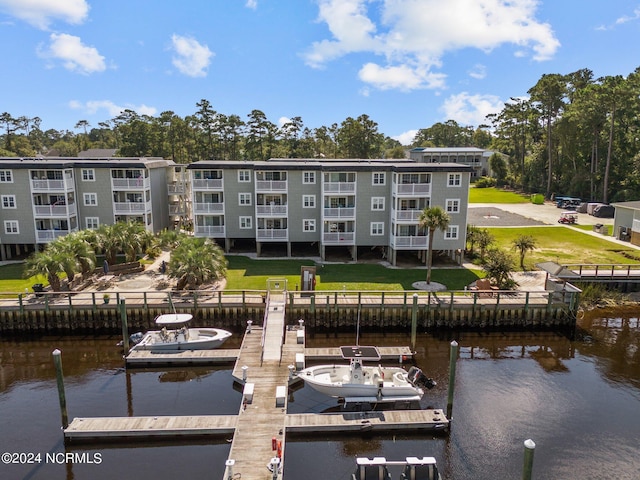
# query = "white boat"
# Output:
<box><xmin>352</xmin><ymin>456</ymin><xmax>441</xmax><ymax>480</ymax></box>
<box><xmin>297</xmin><ymin>346</ymin><xmax>435</xmax><ymax>402</ymax></box>
<box><xmin>130</xmin><ymin>313</ymin><xmax>232</xmax><ymax>351</ymax></box>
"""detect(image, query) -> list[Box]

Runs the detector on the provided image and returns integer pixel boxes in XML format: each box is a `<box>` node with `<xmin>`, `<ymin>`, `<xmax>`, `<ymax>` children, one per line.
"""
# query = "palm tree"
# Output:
<box><xmin>476</xmin><ymin>229</ymin><xmax>495</xmax><ymax>263</ymax></box>
<box><xmin>512</xmin><ymin>235</ymin><xmax>537</xmax><ymax>271</ymax></box>
<box><xmin>119</xmin><ymin>221</ymin><xmax>152</xmax><ymax>263</ymax></box>
<box><xmin>169</xmin><ymin>237</ymin><xmax>227</xmax><ymax>290</ymax></box>
<box><xmin>50</xmin><ymin>233</ymin><xmax>96</xmax><ymax>283</ymax></box>
<box><xmin>24</xmin><ymin>248</ymin><xmax>68</xmax><ymax>292</ymax></box>
<box><xmin>418</xmin><ymin>206</ymin><xmax>450</xmax><ymax>285</ymax></box>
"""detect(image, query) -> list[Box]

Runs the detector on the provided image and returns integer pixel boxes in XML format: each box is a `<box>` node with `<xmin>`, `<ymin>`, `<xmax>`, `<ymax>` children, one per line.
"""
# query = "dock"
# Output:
<box><xmin>63</xmin><ymin>291</ymin><xmax>449</xmax><ymax>479</ymax></box>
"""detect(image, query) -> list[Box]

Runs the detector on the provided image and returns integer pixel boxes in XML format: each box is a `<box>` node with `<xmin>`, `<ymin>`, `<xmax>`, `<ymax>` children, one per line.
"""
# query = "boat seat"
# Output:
<box><xmin>354</xmin><ymin>465</ymin><xmax>390</xmax><ymax>480</ymax></box>
<box><xmin>403</xmin><ymin>463</ymin><xmax>438</xmax><ymax>480</ymax></box>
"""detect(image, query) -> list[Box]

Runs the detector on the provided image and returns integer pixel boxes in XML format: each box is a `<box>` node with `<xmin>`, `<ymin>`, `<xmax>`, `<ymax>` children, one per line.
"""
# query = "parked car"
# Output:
<box><xmin>592</xmin><ymin>204</ymin><xmax>615</xmax><ymax>218</ymax></box>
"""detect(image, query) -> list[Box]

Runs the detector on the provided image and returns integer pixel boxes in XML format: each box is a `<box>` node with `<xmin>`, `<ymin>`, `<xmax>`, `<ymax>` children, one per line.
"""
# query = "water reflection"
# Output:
<box><xmin>0</xmin><ymin>311</ymin><xmax>639</xmax><ymax>479</ymax></box>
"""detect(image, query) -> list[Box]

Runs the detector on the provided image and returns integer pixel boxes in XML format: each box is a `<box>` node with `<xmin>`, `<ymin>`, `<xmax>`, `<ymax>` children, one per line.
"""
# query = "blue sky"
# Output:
<box><xmin>1</xmin><ymin>0</ymin><xmax>639</xmax><ymax>145</ymax></box>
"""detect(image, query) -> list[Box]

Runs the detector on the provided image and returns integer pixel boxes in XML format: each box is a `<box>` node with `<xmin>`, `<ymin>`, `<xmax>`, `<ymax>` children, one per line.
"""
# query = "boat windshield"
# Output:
<box><xmin>155</xmin><ymin>313</ymin><xmax>193</xmax><ymax>325</ymax></box>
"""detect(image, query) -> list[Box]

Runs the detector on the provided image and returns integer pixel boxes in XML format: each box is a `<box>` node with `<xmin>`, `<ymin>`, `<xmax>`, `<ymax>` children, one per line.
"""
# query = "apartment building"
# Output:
<box><xmin>187</xmin><ymin>159</ymin><xmax>471</xmax><ymax>265</ymax></box>
<box><xmin>0</xmin><ymin>157</ymin><xmax>182</xmax><ymax>260</ymax></box>
<box><xmin>409</xmin><ymin>147</ymin><xmax>498</xmax><ymax>179</ymax></box>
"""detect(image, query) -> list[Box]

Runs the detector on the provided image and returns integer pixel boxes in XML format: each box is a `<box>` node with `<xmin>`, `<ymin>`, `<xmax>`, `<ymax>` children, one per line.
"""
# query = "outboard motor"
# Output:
<box><xmin>407</xmin><ymin>366</ymin><xmax>437</xmax><ymax>390</ymax></box>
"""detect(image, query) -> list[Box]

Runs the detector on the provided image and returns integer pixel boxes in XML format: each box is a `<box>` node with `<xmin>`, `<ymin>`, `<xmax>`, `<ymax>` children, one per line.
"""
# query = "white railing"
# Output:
<box><xmin>33</xmin><ymin>204</ymin><xmax>77</xmax><ymax>217</ymax></box>
<box><xmin>194</xmin><ymin>225</ymin><xmax>225</xmax><ymax>236</ymax></box>
<box><xmin>193</xmin><ymin>202</ymin><xmax>224</xmax><ymax>214</ymax></box>
<box><xmin>393</xmin><ymin>183</ymin><xmax>431</xmax><ymax>196</ymax></box>
<box><xmin>168</xmin><ymin>183</ymin><xmax>186</xmax><ymax>194</ymax></box>
<box><xmin>323</xmin><ymin>182</ymin><xmax>356</xmax><ymax>193</ymax></box>
<box><xmin>256</xmin><ymin>205</ymin><xmax>288</xmax><ymax>216</ymax></box>
<box><xmin>391</xmin><ymin>235</ymin><xmax>428</xmax><ymax>248</ymax></box>
<box><xmin>113</xmin><ymin>201</ymin><xmax>150</xmax><ymax>213</ymax></box>
<box><xmin>257</xmin><ymin>229</ymin><xmax>288</xmax><ymax>240</ymax></box>
<box><xmin>30</xmin><ymin>179</ymin><xmax>71</xmax><ymax>191</ymax></box>
<box><xmin>192</xmin><ymin>178</ymin><xmax>223</xmax><ymax>190</ymax></box>
<box><xmin>36</xmin><ymin>229</ymin><xmax>73</xmax><ymax>242</ymax></box>
<box><xmin>392</xmin><ymin>208</ymin><xmax>421</xmax><ymax>222</ymax></box>
<box><xmin>255</xmin><ymin>180</ymin><xmax>287</xmax><ymax>192</ymax></box>
<box><xmin>111</xmin><ymin>178</ymin><xmax>150</xmax><ymax>190</ymax></box>
<box><xmin>322</xmin><ymin>232</ymin><xmax>355</xmax><ymax>244</ymax></box>
<box><xmin>323</xmin><ymin>207</ymin><xmax>355</xmax><ymax>219</ymax></box>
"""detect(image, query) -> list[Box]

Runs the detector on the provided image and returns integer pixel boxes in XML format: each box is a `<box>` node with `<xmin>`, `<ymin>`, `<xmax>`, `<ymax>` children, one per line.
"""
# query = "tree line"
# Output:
<box><xmin>3</xmin><ymin>66</ymin><xmax>640</xmax><ymax>202</ymax></box>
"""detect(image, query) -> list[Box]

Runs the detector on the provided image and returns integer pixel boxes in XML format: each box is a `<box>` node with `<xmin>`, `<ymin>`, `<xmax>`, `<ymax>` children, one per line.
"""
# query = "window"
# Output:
<box><xmin>448</xmin><ymin>173</ymin><xmax>461</xmax><ymax>187</ymax></box>
<box><xmin>86</xmin><ymin>217</ymin><xmax>99</xmax><ymax>229</ymax></box>
<box><xmin>239</xmin><ymin>216</ymin><xmax>252</xmax><ymax>229</ymax></box>
<box><xmin>239</xmin><ymin>193</ymin><xmax>252</xmax><ymax>206</ymax></box>
<box><xmin>0</xmin><ymin>170</ymin><xmax>12</xmax><ymax>183</ymax></box>
<box><xmin>303</xmin><ymin>219</ymin><xmax>316</xmax><ymax>232</ymax></box>
<box><xmin>371</xmin><ymin>222</ymin><xmax>384</xmax><ymax>235</ymax></box>
<box><xmin>445</xmin><ymin>225</ymin><xmax>459</xmax><ymax>239</ymax></box>
<box><xmin>372</xmin><ymin>172</ymin><xmax>386</xmax><ymax>185</ymax></box>
<box><xmin>83</xmin><ymin>193</ymin><xmax>97</xmax><ymax>206</ymax></box>
<box><xmin>303</xmin><ymin>171</ymin><xmax>316</xmax><ymax>184</ymax></box>
<box><xmin>446</xmin><ymin>199</ymin><xmax>460</xmax><ymax>213</ymax></box>
<box><xmin>238</xmin><ymin>170</ymin><xmax>251</xmax><ymax>182</ymax></box>
<box><xmin>302</xmin><ymin>195</ymin><xmax>316</xmax><ymax>208</ymax></box>
<box><xmin>1</xmin><ymin>195</ymin><xmax>16</xmax><ymax>209</ymax></box>
<box><xmin>371</xmin><ymin>197</ymin><xmax>385</xmax><ymax>211</ymax></box>
<box><xmin>81</xmin><ymin>169</ymin><xmax>95</xmax><ymax>181</ymax></box>
<box><xmin>4</xmin><ymin>220</ymin><xmax>18</xmax><ymax>234</ymax></box>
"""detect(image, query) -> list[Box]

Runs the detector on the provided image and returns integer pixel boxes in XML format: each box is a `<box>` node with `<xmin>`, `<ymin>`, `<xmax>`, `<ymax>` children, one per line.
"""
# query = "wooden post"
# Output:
<box><xmin>522</xmin><ymin>439</ymin><xmax>535</xmax><ymax>480</ymax></box>
<box><xmin>310</xmin><ymin>294</ymin><xmax>315</xmax><ymax>314</ymax></box>
<box><xmin>446</xmin><ymin>340</ymin><xmax>459</xmax><ymax>419</ymax></box>
<box><xmin>120</xmin><ymin>297</ymin><xmax>129</xmax><ymax>354</ymax></box>
<box><xmin>52</xmin><ymin>349</ymin><xmax>69</xmax><ymax>429</ymax></box>
<box><xmin>411</xmin><ymin>293</ymin><xmax>418</xmax><ymax>351</ymax></box>
<box><xmin>143</xmin><ymin>292</ymin><xmax>148</xmax><ymax>310</ymax></box>
<box><xmin>91</xmin><ymin>292</ymin><xmax>96</xmax><ymax>314</ymax></box>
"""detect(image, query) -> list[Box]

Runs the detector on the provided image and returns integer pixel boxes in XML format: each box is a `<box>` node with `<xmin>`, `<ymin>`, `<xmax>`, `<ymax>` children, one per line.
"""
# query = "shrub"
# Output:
<box><xmin>474</xmin><ymin>176</ymin><xmax>497</xmax><ymax>188</ymax></box>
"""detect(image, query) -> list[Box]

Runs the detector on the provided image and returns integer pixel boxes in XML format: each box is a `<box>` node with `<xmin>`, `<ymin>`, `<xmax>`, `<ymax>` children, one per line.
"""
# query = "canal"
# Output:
<box><xmin>0</xmin><ymin>310</ymin><xmax>639</xmax><ymax>479</ymax></box>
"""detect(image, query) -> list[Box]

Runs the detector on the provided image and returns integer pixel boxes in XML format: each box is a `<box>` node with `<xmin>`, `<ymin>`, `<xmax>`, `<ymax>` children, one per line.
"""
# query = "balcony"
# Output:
<box><xmin>256</xmin><ymin>228</ymin><xmax>288</xmax><ymax>241</ymax></box>
<box><xmin>193</xmin><ymin>202</ymin><xmax>224</xmax><ymax>214</ymax></box>
<box><xmin>390</xmin><ymin>235</ymin><xmax>428</xmax><ymax>249</ymax></box>
<box><xmin>36</xmin><ymin>229</ymin><xmax>76</xmax><ymax>243</ymax></box>
<box><xmin>256</xmin><ymin>205</ymin><xmax>288</xmax><ymax>217</ymax></box>
<box><xmin>322</xmin><ymin>232</ymin><xmax>355</xmax><ymax>244</ymax></box>
<box><xmin>168</xmin><ymin>182</ymin><xmax>186</xmax><ymax>194</ymax></box>
<box><xmin>194</xmin><ymin>225</ymin><xmax>225</xmax><ymax>237</ymax></box>
<box><xmin>392</xmin><ymin>208</ymin><xmax>422</xmax><ymax>223</ymax></box>
<box><xmin>393</xmin><ymin>183</ymin><xmax>431</xmax><ymax>197</ymax></box>
<box><xmin>111</xmin><ymin>178</ymin><xmax>151</xmax><ymax>190</ymax></box>
<box><xmin>255</xmin><ymin>180</ymin><xmax>287</xmax><ymax>193</ymax></box>
<box><xmin>323</xmin><ymin>182</ymin><xmax>355</xmax><ymax>194</ymax></box>
<box><xmin>33</xmin><ymin>203</ymin><xmax>77</xmax><ymax>218</ymax></box>
<box><xmin>113</xmin><ymin>201</ymin><xmax>151</xmax><ymax>213</ymax></box>
<box><xmin>169</xmin><ymin>204</ymin><xmax>186</xmax><ymax>215</ymax></box>
<box><xmin>192</xmin><ymin>178</ymin><xmax>223</xmax><ymax>190</ymax></box>
<box><xmin>323</xmin><ymin>207</ymin><xmax>355</xmax><ymax>219</ymax></box>
<box><xmin>31</xmin><ymin>178</ymin><xmax>73</xmax><ymax>192</ymax></box>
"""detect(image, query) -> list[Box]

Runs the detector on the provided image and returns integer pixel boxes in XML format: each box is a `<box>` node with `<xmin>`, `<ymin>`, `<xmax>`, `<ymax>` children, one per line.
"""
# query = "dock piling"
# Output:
<box><xmin>446</xmin><ymin>340</ymin><xmax>459</xmax><ymax>420</ymax></box>
<box><xmin>522</xmin><ymin>439</ymin><xmax>536</xmax><ymax>480</ymax></box>
<box><xmin>52</xmin><ymin>349</ymin><xmax>69</xmax><ymax>430</ymax></box>
<box><xmin>120</xmin><ymin>297</ymin><xmax>129</xmax><ymax>353</ymax></box>
<box><xmin>411</xmin><ymin>293</ymin><xmax>418</xmax><ymax>351</ymax></box>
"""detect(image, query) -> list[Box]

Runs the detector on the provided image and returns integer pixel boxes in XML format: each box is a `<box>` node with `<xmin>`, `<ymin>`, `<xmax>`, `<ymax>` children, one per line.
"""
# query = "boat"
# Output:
<box><xmin>351</xmin><ymin>456</ymin><xmax>441</xmax><ymax>480</ymax></box>
<box><xmin>297</xmin><ymin>346</ymin><xmax>435</xmax><ymax>402</ymax></box>
<box><xmin>129</xmin><ymin>313</ymin><xmax>232</xmax><ymax>351</ymax></box>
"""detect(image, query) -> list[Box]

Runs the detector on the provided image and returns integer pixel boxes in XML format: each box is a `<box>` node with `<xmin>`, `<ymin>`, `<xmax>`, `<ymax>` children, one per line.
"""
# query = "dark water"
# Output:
<box><xmin>1</xmin><ymin>311</ymin><xmax>639</xmax><ymax>480</ymax></box>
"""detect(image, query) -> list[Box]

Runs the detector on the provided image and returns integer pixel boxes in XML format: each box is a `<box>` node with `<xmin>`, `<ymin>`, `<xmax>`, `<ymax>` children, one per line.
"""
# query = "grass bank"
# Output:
<box><xmin>469</xmin><ymin>186</ymin><xmax>531</xmax><ymax>204</ymax></box>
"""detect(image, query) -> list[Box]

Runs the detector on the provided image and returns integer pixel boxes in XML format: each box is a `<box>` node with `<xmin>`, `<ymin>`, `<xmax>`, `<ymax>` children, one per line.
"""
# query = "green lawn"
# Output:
<box><xmin>0</xmin><ymin>263</ymin><xmax>46</xmax><ymax>295</ymax></box>
<box><xmin>469</xmin><ymin>186</ymin><xmax>531</xmax><ymax>204</ymax></box>
<box><xmin>481</xmin><ymin>226</ymin><xmax>640</xmax><ymax>270</ymax></box>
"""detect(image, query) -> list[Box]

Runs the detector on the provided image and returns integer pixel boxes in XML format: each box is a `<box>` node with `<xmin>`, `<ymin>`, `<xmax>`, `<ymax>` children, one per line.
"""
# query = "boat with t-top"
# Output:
<box><xmin>130</xmin><ymin>313</ymin><xmax>232</xmax><ymax>351</ymax></box>
<box><xmin>297</xmin><ymin>346</ymin><xmax>435</xmax><ymax>402</ymax></box>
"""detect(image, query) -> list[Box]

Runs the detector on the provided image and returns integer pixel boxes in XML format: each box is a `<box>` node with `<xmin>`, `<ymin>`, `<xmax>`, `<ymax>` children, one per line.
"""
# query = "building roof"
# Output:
<box><xmin>410</xmin><ymin>147</ymin><xmax>487</xmax><ymax>153</ymax></box>
<box><xmin>610</xmin><ymin>201</ymin><xmax>640</xmax><ymax>210</ymax></box>
<box><xmin>0</xmin><ymin>157</ymin><xmax>171</xmax><ymax>169</ymax></box>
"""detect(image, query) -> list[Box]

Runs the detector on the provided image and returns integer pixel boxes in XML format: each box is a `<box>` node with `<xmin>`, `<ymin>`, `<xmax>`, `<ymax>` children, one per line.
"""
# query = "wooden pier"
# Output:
<box><xmin>63</xmin><ymin>294</ymin><xmax>450</xmax><ymax>479</ymax></box>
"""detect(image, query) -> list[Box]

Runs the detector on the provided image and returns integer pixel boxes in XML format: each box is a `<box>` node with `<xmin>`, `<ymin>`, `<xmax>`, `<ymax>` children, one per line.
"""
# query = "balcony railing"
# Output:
<box><xmin>169</xmin><ymin>204</ymin><xmax>186</xmax><ymax>215</ymax></box>
<box><xmin>393</xmin><ymin>183</ymin><xmax>431</xmax><ymax>196</ymax></box>
<box><xmin>168</xmin><ymin>183</ymin><xmax>186</xmax><ymax>194</ymax></box>
<box><xmin>194</xmin><ymin>225</ymin><xmax>225</xmax><ymax>236</ymax></box>
<box><xmin>390</xmin><ymin>235</ymin><xmax>428</xmax><ymax>248</ymax></box>
<box><xmin>323</xmin><ymin>207</ymin><xmax>355</xmax><ymax>219</ymax></box>
<box><xmin>33</xmin><ymin>204</ymin><xmax>77</xmax><ymax>217</ymax></box>
<box><xmin>193</xmin><ymin>202</ymin><xmax>224</xmax><ymax>214</ymax></box>
<box><xmin>256</xmin><ymin>205</ymin><xmax>288</xmax><ymax>216</ymax></box>
<box><xmin>392</xmin><ymin>208</ymin><xmax>421</xmax><ymax>222</ymax></box>
<box><xmin>323</xmin><ymin>182</ymin><xmax>356</xmax><ymax>193</ymax></box>
<box><xmin>111</xmin><ymin>178</ymin><xmax>151</xmax><ymax>190</ymax></box>
<box><xmin>113</xmin><ymin>201</ymin><xmax>151</xmax><ymax>213</ymax></box>
<box><xmin>192</xmin><ymin>178</ymin><xmax>223</xmax><ymax>190</ymax></box>
<box><xmin>30</xmin><ymin>179</ymin><xmax>73</xmax><ymax>192</ymax></box>
<box><xmin>36</xmin><ymin>229</ymin><xmax>75</xmax><ymax>243</ymax></box>
<box><xmin>256</xmin><ymin>228</ymin><xmax>288</xmax><ymax>240</ymax></box>
<box><xmin>255</xmin><ymin>180</ymin><xmax>287</xmax><ymax>192</ymax></box>
<box><xmin>322</xmin><ymin>232</ymin><xmax>355</xmax><ymax>244</ymax></box>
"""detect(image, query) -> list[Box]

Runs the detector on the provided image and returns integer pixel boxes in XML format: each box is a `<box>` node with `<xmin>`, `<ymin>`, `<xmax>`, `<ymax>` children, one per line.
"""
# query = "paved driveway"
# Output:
<box><xmin>468</xmin><ymin>202</ymin><xmax>615</xmax><ymax>227</ymax></box>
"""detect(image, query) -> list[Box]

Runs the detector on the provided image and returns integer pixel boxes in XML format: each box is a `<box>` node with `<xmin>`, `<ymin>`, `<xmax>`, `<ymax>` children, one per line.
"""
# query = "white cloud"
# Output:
<box><xmin>69</xmin><ymin>100</ymin><xmax>157</xmax><ymax>117</ymax></box>
<box><xmin>304</xmin><ymin>0</ymin><xmax>559</xmax><ymax>91</ymax></box>
<box><xmin>0</xmin><ymin>0</ymin><xmax>88</xmax><ymax>30</ymax></box>
<box><xmin>468</xmin><ymin>64</ymin><xmax>487</xmax><ymax>80</ymax></box>
<box><xmin>245</xmin><ymin>0</ymin><xmax>258</xmax><ymax>9</ymax></box>
<box><xmin>278</xmin><ymin>116</ymin><xmax>291</xmax><ymax>127</ymax></box>
<box><xmin>170</xmin><ymin>34</ymin><xmax>213</xmax><ymax>77</ymax></box>
<box><xmin>39</xmin><ymin>33</ymin><xmax>105</xmax><ymax>75</ymax></box>
<box><xmin>392</xmin><ymin>129</ymin><xmax>418</xmax><ymax>146</ymax></box>
<box><xmin>440</xmin><ymin>92</ymin><xmax>504</xmax><ymax>126</ymax></box>
<box><xmin>616</xmin><ymin>7</ymin><xmax>640</xmax><ymax>25</ymax></box>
